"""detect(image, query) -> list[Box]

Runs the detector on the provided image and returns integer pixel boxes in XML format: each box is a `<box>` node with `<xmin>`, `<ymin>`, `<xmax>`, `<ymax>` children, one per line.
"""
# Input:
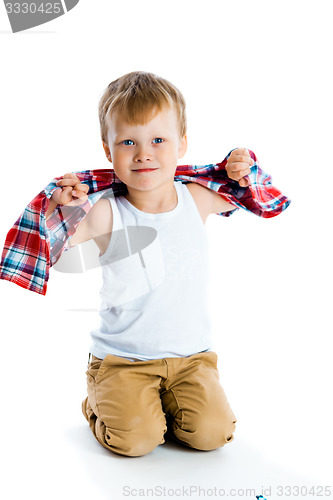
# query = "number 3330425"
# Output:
<box><xmin>5</xmin><ymin>3</ymin><xmax>62</xmax><ymax>14</ymax></box>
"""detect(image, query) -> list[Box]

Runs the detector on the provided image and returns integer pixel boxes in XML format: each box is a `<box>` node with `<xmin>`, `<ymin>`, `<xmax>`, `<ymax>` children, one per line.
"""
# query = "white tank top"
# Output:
<box><xmin>89</xmin><ymin>180</ymin><xmax>213</xmax><ymax>361</ymax></box>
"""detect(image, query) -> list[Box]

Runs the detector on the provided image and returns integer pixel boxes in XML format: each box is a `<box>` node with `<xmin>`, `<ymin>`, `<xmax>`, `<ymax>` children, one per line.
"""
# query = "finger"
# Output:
<box><xmin>227</xmin><ymin>168</ymin><xmax>252</xmax><ymax>181</ymax></box>
<box><xmin>63</xmin><ymin>172</ymin><xmax>79</xmax><ymax>179</ymax></box>
<box><xmin>71</xmin><ymin>194</ymin><xmax>89</xmax><ymax>205</ymax></box>
<box><xmin>50</xmin><ymin>187</ymin><xmax>63</xmax><ymax>204</ymax></box>
<box><xmin>72</xmin><ymin>189</ymin><xmax>88</xmax><ymax>198</ymax></box>
<box><xmin>230</xmin><ymin>155</ymin><xmax>254</xmax><ymax>165</ymax></box>
<box><xmin>61</xmin><ymin>185</ymin><xmax>74</xmax><ymax>201</ymax></box>
<box><xmin>56</xmin><ymin>173</ymin><xmax>80</xmax><ymax>186</ymax></box>
<box><xmin>56</xmin><ymin>178</ymin><xmax>79</xmax><ymax>187</ymax></box>
<box><xmin>229</xmin><ymin>148</ymin><xmax>254</xmax><ymax>164</ymax></box>
<box><xmin>230</xmin><ymin>147</ymin><xmax>250</xmax><ymax>157</ymax></box>
<box><xmin>73</xmin><ymin>183</ymin><xmax>89</xmax><ymax>194</ymax></box>
<box><xmin>228</xmin><ymin>161</ymin><xmax>253</xmax><ymax>171</ymax></box>
<box><xmin>229</xmin><ymin>147</ymin><xmax>252</xmax><ymax>158</ymax></box>
<box><xmin>239</xmin><ymin>178</ymin><xmax>250</xmax><ymax>187</ymax></box>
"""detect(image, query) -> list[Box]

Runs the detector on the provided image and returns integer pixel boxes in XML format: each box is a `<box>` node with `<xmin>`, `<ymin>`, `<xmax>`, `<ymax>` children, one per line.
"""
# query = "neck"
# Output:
<box><xmin>124</xmin><ymin>182</ymin><xmax>178</xmax><ymax>214</ymax></box>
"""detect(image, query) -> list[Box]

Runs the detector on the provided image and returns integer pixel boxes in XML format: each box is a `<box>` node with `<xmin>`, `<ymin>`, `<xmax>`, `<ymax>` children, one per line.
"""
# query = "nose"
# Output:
<box><xmin>134</xmin><ymin>145</ymin><xmax>153</xmax><ymax>163</ymax></box>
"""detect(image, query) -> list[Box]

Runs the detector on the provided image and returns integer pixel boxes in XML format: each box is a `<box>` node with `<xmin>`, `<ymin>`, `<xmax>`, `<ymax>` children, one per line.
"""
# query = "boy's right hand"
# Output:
<box><xmin>51</xmin><ymin>173</ymin><xmax>89</xmax><ymax>207</ymax></box>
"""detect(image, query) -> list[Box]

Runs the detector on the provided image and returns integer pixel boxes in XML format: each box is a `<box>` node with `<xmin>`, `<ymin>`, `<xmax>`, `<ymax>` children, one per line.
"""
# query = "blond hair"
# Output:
<box><xmin>98</xmin><ymin>71</ymin><xmax>187</xmax><ymax>144</ymax></box>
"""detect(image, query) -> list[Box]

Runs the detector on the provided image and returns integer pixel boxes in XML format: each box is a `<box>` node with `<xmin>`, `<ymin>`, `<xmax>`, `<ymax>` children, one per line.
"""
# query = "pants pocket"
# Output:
<box><xmin>86</xmin><ymin>355</ymin><xmax>107</xmax><ymax>418</ymax></box>
<box><xmin>86</xmin><ymin>355</ymin><xmax>104</xmax><ymax>380</ymax></box>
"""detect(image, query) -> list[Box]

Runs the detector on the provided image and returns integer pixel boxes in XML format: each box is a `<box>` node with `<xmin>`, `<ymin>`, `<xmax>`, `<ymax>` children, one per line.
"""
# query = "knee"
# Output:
<box><xmin>104</xmin><ymin>418</ymin><xmax>167</xmax><ymax>457</ymax></box>
<box><xmin>174</xmin><ymin>413</ymin><xmax>237</xmax><ymax>451</ymax></box>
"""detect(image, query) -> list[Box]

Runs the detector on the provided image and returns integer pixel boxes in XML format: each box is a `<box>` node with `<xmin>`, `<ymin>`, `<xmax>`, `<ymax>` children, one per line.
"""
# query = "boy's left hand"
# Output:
<box><xmin>226</xmin><ymin>148</ymin><xmax>255</xmax><ymax>187</ymax></box>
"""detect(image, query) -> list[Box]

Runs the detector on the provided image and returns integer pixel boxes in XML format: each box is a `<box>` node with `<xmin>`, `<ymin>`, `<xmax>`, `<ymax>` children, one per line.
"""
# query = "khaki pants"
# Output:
<box><xmin>82</xmin><ymin>350</ymin><xmax>237</xmax><ymax>457</ymax></box>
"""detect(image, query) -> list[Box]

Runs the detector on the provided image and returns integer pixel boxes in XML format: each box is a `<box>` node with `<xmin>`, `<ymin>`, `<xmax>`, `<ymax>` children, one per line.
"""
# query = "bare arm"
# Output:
<box><xmin>186</xmin><ymin>182</ymin><xmax>236</xmax><ymax>223</ymax></box>
<box><xmin>187</xmin><ymin>148</ymin><xmax>254</xmax><ymax>217</ymax></box>
<box><xmin>67</xmin><ymin>197</ymin><xmax>113</xmax><ymax>248</ymax></box>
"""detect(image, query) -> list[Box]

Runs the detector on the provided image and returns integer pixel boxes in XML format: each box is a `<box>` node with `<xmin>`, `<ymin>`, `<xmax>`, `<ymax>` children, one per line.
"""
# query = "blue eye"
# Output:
<box><xmin>123</xmin><ymin>140</ymin><xmax>134</xmax><ymax>146</ymax></box>
<box><xmin>153</xmin><ymin>138</ymin><xmax>164</xmax><ymax>144</ymax></box>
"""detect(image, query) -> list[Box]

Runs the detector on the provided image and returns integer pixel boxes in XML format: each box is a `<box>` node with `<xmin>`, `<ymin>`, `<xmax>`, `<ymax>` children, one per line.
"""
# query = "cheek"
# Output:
<box><xmin>159</xmin><ymin>144</ymin><xmax>178</xmax><ymax>160</ymax></box>
<box><xmin>113</xmin><ymin>149</ymin><xmax>131</xmax><ymax>166</ymax></box>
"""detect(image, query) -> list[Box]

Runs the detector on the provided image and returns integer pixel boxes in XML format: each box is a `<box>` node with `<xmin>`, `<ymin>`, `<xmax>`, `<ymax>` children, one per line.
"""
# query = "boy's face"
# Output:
<box><xmin>103</xmin><ymin>105</ymin><xmax>187</xmax><ymax>192</ymax></box>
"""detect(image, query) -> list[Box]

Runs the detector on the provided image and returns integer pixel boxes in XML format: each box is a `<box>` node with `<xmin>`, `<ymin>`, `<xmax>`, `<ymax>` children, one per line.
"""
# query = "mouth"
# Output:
<box><xmin>132</xmin><ymin>168</ymin><xmax>158</xmax><ymax>173</ymax></box>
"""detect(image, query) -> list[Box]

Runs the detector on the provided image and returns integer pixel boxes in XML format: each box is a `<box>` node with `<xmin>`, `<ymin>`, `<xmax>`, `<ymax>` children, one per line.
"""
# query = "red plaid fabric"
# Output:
<box><xmin>0</xmin><ymin>149</ymin><xmax>291</xmax><ymax>295</ymax></box>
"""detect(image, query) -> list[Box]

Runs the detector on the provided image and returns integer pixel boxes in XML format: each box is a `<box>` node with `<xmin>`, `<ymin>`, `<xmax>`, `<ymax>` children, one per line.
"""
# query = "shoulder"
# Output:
<box><xmin>185</xmin><ymin>182</ymin><xmax>235</xmax><ymax>220</ymax></box>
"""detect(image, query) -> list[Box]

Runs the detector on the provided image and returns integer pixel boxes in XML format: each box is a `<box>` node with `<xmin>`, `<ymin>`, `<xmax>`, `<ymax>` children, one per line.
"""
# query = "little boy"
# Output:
<box><xmin>46</xmin><ymin>72</ymin><xmax>255</xmax><ymax>457</ymax></box>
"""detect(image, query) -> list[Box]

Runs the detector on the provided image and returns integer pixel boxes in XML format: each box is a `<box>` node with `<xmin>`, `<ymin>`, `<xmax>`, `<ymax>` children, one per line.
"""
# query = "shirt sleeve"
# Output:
<box><xmin>175</xmin><ymin>148</ymin><xmax>291</xmax><ymax>218</ymax></box>
<box><xmin>215</xmin><ymin>149</ymin><xmax>291</xmax><ymax>218</ymax></box>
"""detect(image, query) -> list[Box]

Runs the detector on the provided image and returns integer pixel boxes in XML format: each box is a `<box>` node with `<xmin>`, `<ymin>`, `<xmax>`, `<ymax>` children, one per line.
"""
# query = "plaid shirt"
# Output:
<box><xmin>0</xmin><ymin>149</ymin><xmax>291</xmax><ymax>296</ymax></box>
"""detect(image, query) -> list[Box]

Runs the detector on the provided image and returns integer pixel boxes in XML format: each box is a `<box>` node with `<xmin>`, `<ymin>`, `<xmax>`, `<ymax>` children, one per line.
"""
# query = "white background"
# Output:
<box><xmin>0</xmin><ymin>1</ymin><xmax>332</xmax><ymax>499</ymax></box>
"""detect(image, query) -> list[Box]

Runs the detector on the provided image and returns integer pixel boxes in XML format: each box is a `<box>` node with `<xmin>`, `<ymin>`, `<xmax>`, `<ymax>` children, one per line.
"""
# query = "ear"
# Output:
<box><xmin>177</xmin><ymin>135</ymin><xmax>187</xmax><ymax>159</ymax></box>
<box><xmin>102</xmin><ymin>142</ymin><xmax>112</xmax><ymax>163</ymax></box>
